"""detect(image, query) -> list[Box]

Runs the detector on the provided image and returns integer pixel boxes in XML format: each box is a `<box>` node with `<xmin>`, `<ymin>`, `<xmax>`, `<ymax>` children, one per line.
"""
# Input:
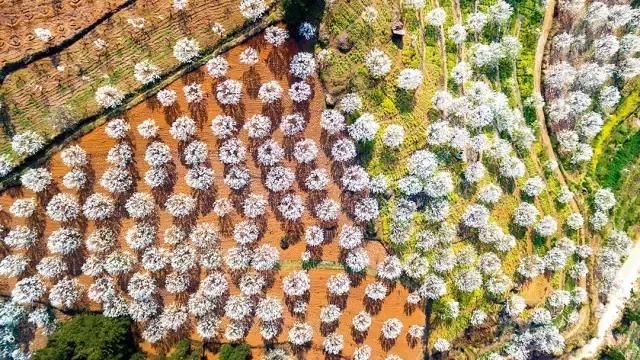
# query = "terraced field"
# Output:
<box><xmin>0</xmin><ymin>0</ymin><xmax>264</xmax><ymax>167</ymax></box>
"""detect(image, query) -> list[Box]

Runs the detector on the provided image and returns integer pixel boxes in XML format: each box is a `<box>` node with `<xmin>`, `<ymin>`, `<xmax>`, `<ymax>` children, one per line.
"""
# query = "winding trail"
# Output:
<box><xmin>571</xmin><ymin>240</ymin><xmax>640</xmax><ymax>359</ymax></box>
<box><xmin>531</xmin><ymin>0</ymin><xmax>597</xmax><ymax>342</ymax></box>
<box><xmin>532</xmin><ymin>0</ymin><xmax>567</xmax><ymax>202</ymax></box>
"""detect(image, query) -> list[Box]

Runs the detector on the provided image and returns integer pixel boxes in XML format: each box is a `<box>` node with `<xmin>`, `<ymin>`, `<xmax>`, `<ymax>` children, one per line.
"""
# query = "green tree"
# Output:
<box><xmin>32</xmin><ymin>314</ymin><xmax>140</xmax><ymax>360</ymax></box>
<box><xmin>167</xmin><ymin>339</ymin><xmax>202</xmax><ymax>360</ymax></box>
<box><xmin>218</xmin><ymin>343</ymin><xmax>251</xmax><ymax>360</ymax></box>
<box><xmin>600</xmin><ymin>347</ymin><xmax>626</xmax><ymax>360</ymax></box>
<box><xmin>282</xmin><ymin>0</ymin><xmax>325</xmax><ymax>26</ymax></box>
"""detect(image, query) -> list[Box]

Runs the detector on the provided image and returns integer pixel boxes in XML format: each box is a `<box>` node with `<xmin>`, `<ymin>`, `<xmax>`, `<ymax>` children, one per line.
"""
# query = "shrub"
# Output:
<box><xmin>219</xmin><ymin>343</ymin><xmax>251</xmax><ymax>360</ymax></box>
<box><xmin>32</xmin><ymin>314</ymin><xmax>140</xmax><ymax>360</ymax></box>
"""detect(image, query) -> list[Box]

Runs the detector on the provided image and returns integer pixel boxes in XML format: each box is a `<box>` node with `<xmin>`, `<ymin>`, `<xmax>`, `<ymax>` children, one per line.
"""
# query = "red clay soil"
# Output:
<box><xmin>0</xmin><ymin>33</ymin><xmax>425</xmax><ymax>359</ymax></box>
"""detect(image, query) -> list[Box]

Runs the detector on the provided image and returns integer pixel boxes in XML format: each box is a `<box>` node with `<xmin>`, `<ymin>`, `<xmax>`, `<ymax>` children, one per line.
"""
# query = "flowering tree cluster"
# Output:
<box><xmin>545</xmin><ymin>0</ymin><xmax>640</xmax><ymax>165</ymax></box>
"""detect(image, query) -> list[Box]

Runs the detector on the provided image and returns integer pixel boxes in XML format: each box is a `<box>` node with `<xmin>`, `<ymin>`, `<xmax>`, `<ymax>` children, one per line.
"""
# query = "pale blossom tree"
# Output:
<box><xmin>349</xmin><ymin>113</ymin><xmax>379</xmax><ymax>142</ymax></box>
<box><xmin>206</xmin><ymin>56</ymin><xmax>228</xmax><ymax>78</ymax></box>
<box><xmin>0</xmin><ymin>254</ymin><xmax>30</xmax><ymax>277</ymax></box>
<box><xmin>233</xmin><ymin>221</ymin><xmax>261</xmax><ymax>245</ymax></box>
<box><xmin>365</xmin><ymin>48</ymin><xmax>392</xmax><ymax>78</ymax></box>
<box><xmin>418</xmin><ymin>274</ymin><xmax>447</xmax><ymax>300</ymax></box>
<box><xmin>466</xmin><ymin>12</ymin><xmax>488</xmax><ymax>35</ymax></box>
<box><xmin>256</xmin><ymin>296</ymin><xmax>284</xmax><ymax>322</ymax></box>
<box><xmin>216</xmin><ymin>80</ymin><xmax>243</xmax><ymax>105</ymax></box>
<box><xmin>331</xmin><ymin>138</ymin><xmax>357</xmax><ymax>162</ymax></box>
<box><xmin>137</xmin><ymin>119</ymin><xmax>159</xmax><ymax>139</ymax></box>
<box><xmin>211</xmin><ymin>115</ymin><xmax>237</xmax><ymax>139</ymax></box>
<box><xmin>185</xmin><ymin>165</ymin><xmax>214</xmax><ymax>190</ymax></box>
<box><xmin>338</xmin><ymin>93</ymin><xmax>363</xmax><ymax>114</ymax></box>
<box><xmin>156</xmin><ymin>89</ymin><xmax>177</xmax><ymax>107</ymax></box>
<box><xmin>106</xmin><ymin>143</ymin><xmax>133</xmax><ymax>167</ymax></box>
<box><xmin>265</xmin><ymin>166</ymin><xmax>295</xmax><ymax>192</ymax></box>
<box><xmin>320</xmin><ymin>109</ymin><xmax>346</xmax><ymax>135</ymax></box>
<box><xmin>594</xmin><ymin>188</ymin><xmax>616</xmax><ymax>212</ymax></box>
<box><xmin>256</xmin><ymin>139</ymin><xmax>284</xmax><ymax>166</ymax></box>
<box><xmin>462</xmin><ymin>204</ymin><xmax>490</xmax><ymax>228</ymax></box>
<box><xmin>323</xmin><ymin>333</ymin><xmax>344</xmax><ymax>355</ymax></box>
<box><xmin>381</xmin><ymin>124</ymin><xmax>405</xmax><ymax>148</ymax></box>
<box><xmin>305</xmin><ymin>169</ymin><xmax>330</xmax><ymax>191</ymax></box>
<box><xmin>83</xmin><ymin>193</ymin><xmax>115</xmax><ymax>220</ymax></box>
<box><xmin>219</xmin><ymin>138</ymin><xmax>247</xmax><ymax>165</ymax></box>
<box><xmin>304</xmin><ymin>225</ymin><xmax>324</xmax><ymax>247</ymax></box>
<box><xmin>265</xmin><ymin>25</ymin><xmax>289</xmax><ymax>47</ymax></box>
<box><xmin>278</xmin><ymin>194</ymin><xmax>305</xmax><ymax>221</ymax></box>
<box><xmin>397</xmin><ymin>68</ymin><xmax>423</xmax><ymax>90</ymax></box>
<box><xmin>0</xmin><ymin>155</ymin><xmax>14</xmax><ymax>177</ymax></box>
<box><xmin>341</xmin><ymin>165</ymin><xmax>369</xmax><ymax>192</ymax></box>
<box><xmin>288</xmin><ymin>322</ymin><xmax>313</xmax><ymax>346</ymax></box>
<box><xmin>95</xmin><ymin>86</ymin><xmax>125</xmax><ymax>109</ymax></box>
<box><xmin>345</xmin><ymin>247</ymin><xmax>370</xmax><ymax>272</ymax></box>
<box><xmin>100</xmin><ymin>167</ymin><xmax>133</xmax><ymax>193</ymax></box>
<box><xmin>513</xmin><ymin>202</ymin><xmax>539</xmax><ymax>227</ymax></box>
<box><xmin>354</xmin><ymin>197</ymin><xmax>379</xmax><ymax>223</ymax></box>
<box><xmin>165</xmin><ymin>193</ymin><xmax>196</xmax><ymax>218</ymax></box>
<box><xmin>133</xmin><ymin>60</ymin><xmax>160</xmax><ymax>84</ymax></box>
<box><xmin>451</xmin><ymin>61</ymin><xmax>472</xmax><ymax>84</ymax></box>
<box><xmin>518</xmin><ymin>255</ymin><xmax>545</xmax><ymax>279</ymax></box>
<box><xmin>283</xmin><ymin>270</ymin><xmax>310</xmax><ymax>297</ymax></box>
<box><xmin>183</xmin><ymin>83</ymin><xmax>204</xmax><ymax>103</ymax></box>
<box><xmin>280</xmin><ymin>113</ymin><xmax>306</xmax><ymax>136</ymax></box>
<box><xmin>46</xmin><ymin>193</ymin><xmax>80</xmax><ymax>222</ymax></box>
<box><xmin>10</xmin><ymin>198</ymin><xmax>36</xmax><ymax>218</ymax></box>
<box><xmin>381</xmin><ymin>318</ymin><xmax>403</xmax><ymax>340</ymax></box>
<box><xmin>488</xmin><ymin>0</ymin><xmax>513</xmax><ymax>26</ymax></box>
<box><xmin>448</xmin><ymin>24</ymin><xmax>467</xmax><ymax>45</ymax></box>
<box><xmin>288</xmin><ymin>81</ymin><xmax>312</xmax><ymax>102</ymax></box>
<box><xmin>12</xmin><ymin>131</ymin><xmax>45</xmax><ymax>156</ymax></box>
<box><xmin>523</xmin><ymin>176</ymin><xmax>545</xmax><ymax>197</ymax></box>
<box><xmin>290</xmin><ymin>52</ymin><xmax>317</xmax><ymax>79</ymax></box>
<box><xmin>315</xmin><ymin>198</ymin><xmax>340</xmax><ymax>222</ymax></box>
<box><xmin>239</xmin><ymin>0</ymin><xmax>267</xmax><ymax>21</ymax></box>
<box><xmin>173</xmin><ymin>37</ymin><xmax>200</xmax><ymax>63</ymax></box>
<box><xmin>170</xmin><ymin>115</ymin><xmax>196</xmax><ymax>141</ymax></box>
<box><xmin>12</xmin><ymin>276</ymin><xmax>47</xmax><ymax>305</ymax></box>
<box><xmin>224</xmin><ymin>165</ymin><xmax>250</xmax><ymax>190</ymax></box>
<box><xmin>365</xmin><ymin>282</ymin><xmax>387</xmax><ymax>301</ymax></box>
<box><xmin>536</xmin><ymin>216</ymin><xmax>558</xmax><ymax>237</ymax></box>
<box><xmin>426</xmin><ymin>8</ymin><xmax>446</xmax><ymax>27</ymax></box>
<box><xmin>47</xmin><ymin>227</ymin><xmax>82</xmax><ymax>255</ymax></box>
<box><xmin>258</xmin><ymin>81</ymin><xmax>284</xmax><ymax>104</ymax></box>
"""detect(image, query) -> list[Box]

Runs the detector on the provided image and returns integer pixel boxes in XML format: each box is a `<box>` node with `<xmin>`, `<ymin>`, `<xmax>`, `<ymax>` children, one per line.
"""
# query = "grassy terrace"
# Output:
<box><xmin>590</xmin><ymin>81</ymin><xmax>640</xmax><ymax>236</ymax></box>
<box><xmin>319</xmin><ymin>0</ymin><xmax>581</xmax><ymax>347</ymax></box>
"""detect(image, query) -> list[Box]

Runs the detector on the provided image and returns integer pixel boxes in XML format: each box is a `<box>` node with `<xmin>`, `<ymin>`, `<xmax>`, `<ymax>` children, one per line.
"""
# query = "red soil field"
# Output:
<box><xmin>0</xmin><ymin>31</ymin><xmax>425</xmax><ymax>359</ymax></box>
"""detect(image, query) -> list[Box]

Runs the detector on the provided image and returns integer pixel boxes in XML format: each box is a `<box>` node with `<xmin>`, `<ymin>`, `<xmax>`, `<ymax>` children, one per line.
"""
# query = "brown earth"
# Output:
<box><xmin>0</xmin><ymin>0</ymin><xmax>129</xmax><ymax>66</ymax></box>
<box><xmin>0</xmin><ymin>32</ymin><xmax>425</xmax><ymax>359</ymax></box>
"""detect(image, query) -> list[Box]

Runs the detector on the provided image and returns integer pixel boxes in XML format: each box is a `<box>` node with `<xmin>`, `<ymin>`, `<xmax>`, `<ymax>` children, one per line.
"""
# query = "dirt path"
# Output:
<box><xmin>436</xmin><ymin>0</ymin><xmax>448</xmax><ymax>90</ymax></box>
<box><xmin>451</xmin><ymin>0</ymin><xmax>466</xmax><ymax>61</ymax></box>
<box><xmin>571</xmin><ymin>240</ymin><xmax>640</xmax><ymax>359</ymax></box>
